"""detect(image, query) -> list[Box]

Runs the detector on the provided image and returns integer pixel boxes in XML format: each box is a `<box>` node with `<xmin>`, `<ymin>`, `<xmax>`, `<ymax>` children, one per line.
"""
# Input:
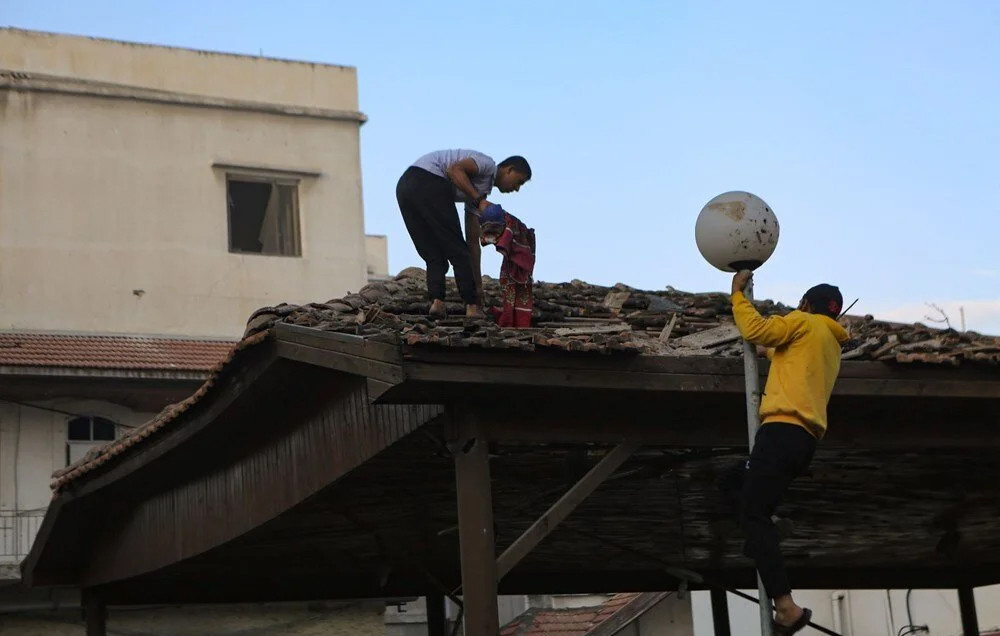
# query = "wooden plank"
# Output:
<box><xmin>496</xmin><ymin>441</ymin><xmax>641</xmax><ymax>580</ymax></box>
<box><xmin>274</xmin><ymin>322</ymin><xmax>402</xmax><ymax>364</ymax></box>
<box><xmin>275</xmin><ymin>340</ymin><xmax>403</xmax><ymax>383</ymax></box>
<box><xmin>366</xmin><ymin>378</ymin><xmax>394</xmax><ymax>402</ymax></box>
<box><xmin>603</xmin><ymin>291</ymin><xmax>630</xmax><ymax>314</ymax></box>
<box><xmin>401</xmin><ymin>362</ymin><xmax>1000</xmax><ymax>398</ymax></box>
<box><xmin>659</xmin><ymin>313</ymin><xmax>679</xmax><ymax>342</ymax></box>
<box><xmin>401</xmin><ymin>343</ymin><xmax>1000</xmax><ymax>382</ymax></box>
<box><xmin>669</xmin><ymin>324</ymin><xmax>741</xmax><ymax>349</ymax></box>
<box><xmin>403</xmin><ymin>363</ymin><xmax>744</xmax><ymax>394</ymax></box>
<box><xmin>552</xmin><ymin>324</ymin><xmax>630</xmax><ymax>336</ymax></box>
<box><xmin>453</xmin><ymin>408</ymin><xmax>500</xmax><ymax>636</ymax></box>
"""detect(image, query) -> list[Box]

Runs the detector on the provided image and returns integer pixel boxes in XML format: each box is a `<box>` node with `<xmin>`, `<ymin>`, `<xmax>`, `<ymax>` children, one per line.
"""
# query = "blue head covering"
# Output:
<box><xmin>480</xmin><ymin>203</ymin><xmax>505</xmax><ymax>225</ymax></box>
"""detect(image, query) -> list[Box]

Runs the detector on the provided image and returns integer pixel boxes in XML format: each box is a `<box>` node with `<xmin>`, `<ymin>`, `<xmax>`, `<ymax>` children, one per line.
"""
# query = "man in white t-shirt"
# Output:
<box><xmin>396</xmin><ymin>150</ymin><xmax>531</xmax><ymax>318</ymax></box>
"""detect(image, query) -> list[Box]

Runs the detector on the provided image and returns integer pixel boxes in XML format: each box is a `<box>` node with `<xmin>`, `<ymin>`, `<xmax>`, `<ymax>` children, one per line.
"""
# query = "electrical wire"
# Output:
<box><xmin>0</xmin><ymin>398</ymin><xmax>136</xmax><ymax>428</ymax></box>
<box><xmin>906</xmin><ymin>589</ymin><xmax>915</xmax><ymax>629</ymax></box>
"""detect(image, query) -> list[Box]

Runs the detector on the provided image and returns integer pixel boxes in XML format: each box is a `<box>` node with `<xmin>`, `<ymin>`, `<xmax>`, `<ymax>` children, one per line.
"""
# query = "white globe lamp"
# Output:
<box><xmin>695</xmin><ymin>191</ymin><xmax>779</xmax><ymax>272</ymax></box>
<box><xmin>698</xmin><ymin>190</ymin><xmax>781</xmax><ymax>635</ymax></box>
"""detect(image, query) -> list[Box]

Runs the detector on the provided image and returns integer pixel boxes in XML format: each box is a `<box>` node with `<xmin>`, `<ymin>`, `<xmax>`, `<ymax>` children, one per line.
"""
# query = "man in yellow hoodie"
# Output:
<box><xmin>729</xmin><ymin>269</ymin><xmax>849</xmax><ymax>634</ymax></box>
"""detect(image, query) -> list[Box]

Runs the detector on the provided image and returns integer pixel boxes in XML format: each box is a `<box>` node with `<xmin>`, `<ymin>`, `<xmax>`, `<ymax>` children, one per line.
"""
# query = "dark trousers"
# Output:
<box><xmin>396</xmin><ymin>166</ymin><xmax>478</xmax><ymax>304</ymax></box>
<box><xmin>723</xmin><ymin>423</ymin><xmax>816</xmax><ymax>599</ymax></box>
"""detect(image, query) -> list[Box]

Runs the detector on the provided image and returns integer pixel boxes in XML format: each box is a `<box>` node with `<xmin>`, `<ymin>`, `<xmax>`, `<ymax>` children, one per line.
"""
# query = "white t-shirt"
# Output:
<box><xmin>412</xmin><ymin>149</ymin><xmax>497</xmax><ymax>214</ymax></box>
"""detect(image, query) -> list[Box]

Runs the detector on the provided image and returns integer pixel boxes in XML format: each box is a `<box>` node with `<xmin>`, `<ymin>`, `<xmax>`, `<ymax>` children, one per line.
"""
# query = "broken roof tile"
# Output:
<box><xmin>242</xmin><ymin>268</ymin><xmax>999</xmax><ymax>364</ymax></box>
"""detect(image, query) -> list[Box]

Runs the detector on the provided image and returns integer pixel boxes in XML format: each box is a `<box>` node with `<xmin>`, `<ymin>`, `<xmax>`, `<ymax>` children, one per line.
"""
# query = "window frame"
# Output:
<box><xmin>225</xmin><ymin>172</ymin><xmax>303</xmax><ymax>258</ymax></box>
<box><xmin>65</xmin><ymin>415</ymin><xmax>118</xmax><ymax>466</ymax></box>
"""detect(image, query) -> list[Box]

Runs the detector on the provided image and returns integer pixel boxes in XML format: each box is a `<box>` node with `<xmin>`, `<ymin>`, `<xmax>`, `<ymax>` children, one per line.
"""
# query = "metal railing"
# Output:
<box><xmin>0</xmin><ymin>509</ymin><xmax>45</xmax><ymax>563</ymax></box>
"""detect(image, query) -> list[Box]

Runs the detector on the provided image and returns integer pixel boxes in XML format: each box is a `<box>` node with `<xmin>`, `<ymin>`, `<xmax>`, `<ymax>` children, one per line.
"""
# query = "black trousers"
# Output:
<box><xmin>724</xmin><ymin>422</ymin><xmax>816</xmax><ymax>599</ymax></box>
<box><xmin>396</xmin><ymin>166</ymin><xmax>478</xmax><ymax>304</ymax></box>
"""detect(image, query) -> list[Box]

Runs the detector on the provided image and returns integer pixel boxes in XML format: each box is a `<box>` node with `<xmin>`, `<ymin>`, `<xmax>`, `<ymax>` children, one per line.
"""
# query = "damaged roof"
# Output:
<box><xmin>245</xmin><ymin>267</ymin><xmax>1000</xmax><ymax>365</ymax></box>
<box><xmin>47</xmin><ymin>268</ymin><xmax>1000</xmax><ymax>492</ymax></box>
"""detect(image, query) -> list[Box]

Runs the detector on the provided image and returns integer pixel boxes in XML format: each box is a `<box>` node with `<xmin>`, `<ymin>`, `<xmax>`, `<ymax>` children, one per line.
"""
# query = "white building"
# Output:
<box><xmin>0</xmin><ymin>28</ymin><xmax>387</xmax><ymax>634</ymax></box>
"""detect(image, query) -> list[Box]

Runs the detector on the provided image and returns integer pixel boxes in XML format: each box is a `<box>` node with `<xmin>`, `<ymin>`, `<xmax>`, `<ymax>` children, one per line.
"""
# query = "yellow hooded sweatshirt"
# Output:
<box><xmin>731</xmin><ymin>291</ymin><xmax>849</xmax><ymax>439</ymax></box>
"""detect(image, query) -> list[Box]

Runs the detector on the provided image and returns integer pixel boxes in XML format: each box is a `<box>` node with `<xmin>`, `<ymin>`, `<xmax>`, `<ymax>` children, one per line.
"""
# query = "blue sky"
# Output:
<box><xmin>6</xmin><ymin>0</ymin><xmax>999</xmax><ymax>333</ymax></box>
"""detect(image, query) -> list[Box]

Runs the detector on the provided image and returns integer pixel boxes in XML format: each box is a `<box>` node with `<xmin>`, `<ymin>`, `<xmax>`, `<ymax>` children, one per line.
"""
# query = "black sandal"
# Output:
<box><xmin>772</xmin><ymin>608</ymin><xmax>812</xmax><ymax>635</ymax></box>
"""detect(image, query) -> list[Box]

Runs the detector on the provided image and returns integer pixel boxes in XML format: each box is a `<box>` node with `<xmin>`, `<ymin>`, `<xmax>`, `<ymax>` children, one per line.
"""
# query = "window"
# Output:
<box><xmin>66</xmin><ymin>416</ymin><xmax>117</xmax><ymax>465</ymax></box>
<box><xmin>226</xmin><ymin>175</ymin><xmax>301</xmax><ymax>256</ymax></box>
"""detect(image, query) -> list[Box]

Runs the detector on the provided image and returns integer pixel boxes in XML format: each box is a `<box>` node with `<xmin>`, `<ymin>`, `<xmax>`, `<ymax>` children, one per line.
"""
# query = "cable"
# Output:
<box><xmin>0</xmin><ymin>398</ymin><xmax>83</xmax><ymax>418</ymax></box>
<box><xmin>905</xmin><ymin>589</ymin><xmax>915</xmax><ymax>630</ymax></box>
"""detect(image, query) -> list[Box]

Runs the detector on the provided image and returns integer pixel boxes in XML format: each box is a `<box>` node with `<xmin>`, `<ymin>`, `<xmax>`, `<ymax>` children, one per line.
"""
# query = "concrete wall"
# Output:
<box><xmin>366</xmin><ymin>234</ymin><xmax>390</xmax><ymax>279</ymax></box>
<box><xmin>0</xmin><ymin>30</ymin><xmax>368</xmax><ymax>338</ymax></box>
<box><xmin>691</xmin><ymin>587</ymin><xmax>1000</xmax><ymax>636</ymax></box>
<box><xmin>637</xmin><ymin>594</ymin><xmax>694</xmax><ymax>636</ymax></box>
<box><xmin>0</xmin><ymin>399</ymin><xmax>150</xmax><ymax>508</ymax></box>
<box><xmin>0</xmin><ymin>28</ymin><xmax>358</xmax><ymax>111</ymax></box>
<box><xmin>0</xmin><ymin>399</ymin><xmax>152</xmax><ymax>576</ymax></box>
<box><xmin>386</xmin><ymin>594</ymin><xmax>527</xmax><ymax>635</ymax></box>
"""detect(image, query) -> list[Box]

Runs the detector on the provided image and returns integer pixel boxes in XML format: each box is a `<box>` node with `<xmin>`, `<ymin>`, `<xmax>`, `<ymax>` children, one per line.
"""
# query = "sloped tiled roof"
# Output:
<box><xmin>0</xmin><ymin>332</ymin><xmax>236</xmax><ymax>372</ymax></box>
<box><xmin>500</xmin><ymin>593</ymin><xmax>647</xmax><ymax>636</ymax></box>
<box><xmin>49</xmin><ymin>331</ymin><xmax>266</xmax><ymax>490</ymax></box>
<box><xmin>49</xmin><ymin>268</ymin><xmax>1000</xmax><ymax>491</ymax></box>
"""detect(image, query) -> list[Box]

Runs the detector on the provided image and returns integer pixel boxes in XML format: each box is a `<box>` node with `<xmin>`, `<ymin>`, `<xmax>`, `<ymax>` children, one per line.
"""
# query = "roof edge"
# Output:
<box><xmin>1</xmin><ymin>69</ymin><xmax>368</xmax><ymax>123</ymax></box>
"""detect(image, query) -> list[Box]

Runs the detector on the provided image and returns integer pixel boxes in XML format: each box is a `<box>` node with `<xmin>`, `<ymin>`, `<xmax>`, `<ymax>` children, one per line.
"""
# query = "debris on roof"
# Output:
<box><xmin>48</xmin><ymin>270</ymin><xmax>1000</xmax><ymax>492</ymax></box>
<box><xmin>243</xmin><ymin>268</ymin><xmax>1000</xmax><ymax>364</ymax></box>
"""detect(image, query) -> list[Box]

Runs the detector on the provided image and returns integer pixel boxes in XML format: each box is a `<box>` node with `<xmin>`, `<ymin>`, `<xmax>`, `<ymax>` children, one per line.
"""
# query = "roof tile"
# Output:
<box><xmin>0</xmin><ymin>332</ymin><xmax>235</xmax><ymax>372</ymax></box>
<box><xmin>500</xmin><ymin>594</ymin><xmax>642</xmax><ymax>636</ymax></box>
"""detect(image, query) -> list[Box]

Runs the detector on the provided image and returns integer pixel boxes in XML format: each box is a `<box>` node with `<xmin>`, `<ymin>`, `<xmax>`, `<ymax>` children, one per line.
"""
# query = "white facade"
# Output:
<box><xmin>692</xmin><ymin>587</ymin><xmax>1000</xmax><ymax>636</ymax></box>
<box><xmin>0</xmin><ymin>28</ymin><xmax>388</xmax><ymax>632</ymax></box>
<box><xmin>0</xmin><ymin>27</ymin><xmax>381</xmax><ymax>339</ymax></box>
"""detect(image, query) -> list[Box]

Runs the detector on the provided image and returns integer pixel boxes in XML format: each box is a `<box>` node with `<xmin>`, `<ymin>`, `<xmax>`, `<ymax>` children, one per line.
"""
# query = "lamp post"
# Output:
<box><xmin>696</xmin><ymin>191</ymin><xmax>780</xmax><ymax>636</ymax></box>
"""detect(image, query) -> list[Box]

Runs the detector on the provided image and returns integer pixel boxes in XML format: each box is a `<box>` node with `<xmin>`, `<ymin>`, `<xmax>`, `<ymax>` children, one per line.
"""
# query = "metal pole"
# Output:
<box><xmin>957</xmin><ymin>587</ymin><xmax>979</xmax><ymax>636</ymax></box>
<box><xmin>741</xmin><ymin>280</ymin><xmax>774</xmax><ymax>636</ymax></box>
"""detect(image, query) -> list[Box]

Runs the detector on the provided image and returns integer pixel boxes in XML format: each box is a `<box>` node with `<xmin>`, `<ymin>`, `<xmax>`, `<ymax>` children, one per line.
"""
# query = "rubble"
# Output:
<box><xmin>242</xmin><ymin>269</ymin><xmax>1000</xmax><ymax>365</ymax></box>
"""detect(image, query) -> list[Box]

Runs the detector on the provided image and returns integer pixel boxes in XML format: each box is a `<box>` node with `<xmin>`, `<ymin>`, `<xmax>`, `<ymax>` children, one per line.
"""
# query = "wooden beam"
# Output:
<box><xmin>453</xmin><ymin>409</ymin><xmax>500</xmax><ymax>636</ymax></box>
<box><xmin>711</xmin><ymin>588</ymin><xmax>732</xmax><ymax>636</ymax></box>
<box><xmin>426</xmin><ymin>593</ymin><xmax>447</xmax><ymax>636</ymax></box>
<box><xmin>401</xmin><ymin>362</ymin><xmax>1000</xmax><ymax>399</ymax></box>
<box><xmin>476</xmin><ymin>408</ymin><xmax>1000</xmax><ymax>449</ymax></box>
<box><xmin>275</xmin><ymin>340</ymin><xmax>403</xmax><ymax>383</ymax></box>
<box><xmin>958</xmin><ymin>587</ymin><xmax>979</xmax><ymax>636</ymax></box>
<box><xmin>83</xmin><ymin>589</ymin><xmax>107</xmax><ymax>636</ymax></box>
<box><xmin>274</xmin><ymin>323</ymin><xmax>403</xmax><ymax>364</ymax></box>
<box><xmin>496</xmin><ymin>441</ymin><xmax>640</xmax><ymax>579</ymax></box>
<box><xmin>401</xmin><ymin>344</ymin><xmax>999</xmax><ymax>382</ymax></box>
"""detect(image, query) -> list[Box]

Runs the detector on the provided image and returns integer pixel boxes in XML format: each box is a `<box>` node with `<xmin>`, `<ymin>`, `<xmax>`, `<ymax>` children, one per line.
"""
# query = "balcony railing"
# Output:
<box><xmin>0</xmin><ymin>509</ymin><xmax>46</xmax><ymax>565</ymax></box>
